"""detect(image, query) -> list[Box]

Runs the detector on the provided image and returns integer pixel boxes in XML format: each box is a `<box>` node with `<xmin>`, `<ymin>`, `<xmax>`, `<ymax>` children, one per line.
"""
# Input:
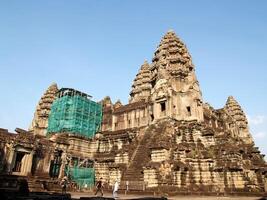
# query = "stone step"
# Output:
<box><xmin>123</xmin><ymin>174</ymin><xmax>143</xmax><ymax>177</ymax></box>
<box><xmin>27</xmin><ymin>177</ymin><xmax>62</xmax><ymax>193</ymax></box>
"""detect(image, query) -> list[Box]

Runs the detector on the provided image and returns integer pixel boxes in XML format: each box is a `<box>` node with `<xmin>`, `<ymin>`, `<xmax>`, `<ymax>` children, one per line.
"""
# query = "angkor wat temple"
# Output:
<box><xmin>0</xmin><ymin>30</ymin><xmax>266</xmax><ymax>195</ymax></box>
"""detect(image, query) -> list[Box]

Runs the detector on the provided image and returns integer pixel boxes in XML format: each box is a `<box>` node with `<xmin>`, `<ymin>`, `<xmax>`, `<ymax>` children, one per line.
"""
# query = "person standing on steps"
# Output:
<box><xmin>113</xmin><ymin>179</ymin><xmax>119</xmax><ymax>199</ymax></box>
<box><xmin>95</xmin><ymin>177</ymin><xmax>104</xmax><ymax>197</ymax></box>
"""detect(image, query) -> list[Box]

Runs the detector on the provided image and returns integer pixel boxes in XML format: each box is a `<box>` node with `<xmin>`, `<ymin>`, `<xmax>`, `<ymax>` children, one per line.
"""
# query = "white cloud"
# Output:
<box><xmin>253</xmin><ymin>131</ymin><xmax>266</xmax><ymax>139</ymax></box>
<box><xmin>247</xmin><ymin>115</ymin><xmax>266</xmax><ymax>125</ymax></box>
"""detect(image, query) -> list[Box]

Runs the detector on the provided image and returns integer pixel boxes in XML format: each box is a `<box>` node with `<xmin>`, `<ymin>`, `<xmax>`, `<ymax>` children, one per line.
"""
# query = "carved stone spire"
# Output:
<box><xmin>102</xmin><ymin>96</ymin><xmax>112</xmax><ymax>108</ymax></box>
<box><xmin>29</xmin><ymin>83</ymin><xmax>58</xmax><ymax>136</ymax></box>
<box><xmin>147</xmin><ymin>30</ymin><xmax>203</xmax><ymax>122</ymax></box>
<box><xmin>225</xmin><ymin>96</ymin><xmax>248</xmax><ymax>129</ymax></box>
<box><xmin>224</xmin><ymin>96</ymin><xmax>253</xmax><ymax>143</ymax></box>
<box><xmin>151</xmin><ymin>30</ymin><xmax>194</xmax><ymax>81</ymax></box>
<box><xmin>129</xmin><ymin>60</ymin><xmax>152</xmax><ymax>103</ymax></box>
<box><xmin>114</xmin><ymin>100</ymin><xmax>123</xmax><ymax>109</ymax></box>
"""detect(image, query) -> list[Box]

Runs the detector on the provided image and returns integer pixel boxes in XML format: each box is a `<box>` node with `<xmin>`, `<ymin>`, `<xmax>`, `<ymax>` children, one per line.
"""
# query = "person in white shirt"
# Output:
<box><xmin>113</xmin><ymin>180</ymin><xmax>119</xmax><ymax>199</ymax></box>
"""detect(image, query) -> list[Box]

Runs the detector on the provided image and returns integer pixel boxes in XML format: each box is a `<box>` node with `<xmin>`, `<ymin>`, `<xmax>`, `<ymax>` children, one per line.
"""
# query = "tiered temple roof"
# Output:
<box><xmin>224</xmin><ymin>96</ymin><xmax>248</xmax><ymax>129</ymax></box>
<box><xmin>151</xmin><ymin>30</ymin><xmax>194</xmax><ymax>80</ymax></box>
<box><xmin>29</xmin><ymin>83</ymin><xmax>58</xmax><ymax>136</ymax></box>
<box><xmin>130</xmin><ymin>61</ymin><xmax>152</xmax><ymax>103</ymax></box>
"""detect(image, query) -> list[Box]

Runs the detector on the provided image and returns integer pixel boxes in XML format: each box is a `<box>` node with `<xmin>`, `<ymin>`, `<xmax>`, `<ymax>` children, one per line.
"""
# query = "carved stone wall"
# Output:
<box><xmin>144</xmin><ymin>168</ymin><xmax>158</xmax><ymax>187</ymax></box>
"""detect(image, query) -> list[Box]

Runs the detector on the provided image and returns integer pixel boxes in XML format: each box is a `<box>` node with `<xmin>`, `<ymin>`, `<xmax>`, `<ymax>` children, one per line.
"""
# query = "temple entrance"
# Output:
<box><xmin>49</xmin><ymin>150</ymin><xmax>62</xmax><ymax>178</ymax></box>
<box><xmin>11</xmin><ymin>146</ymin><xmax>33</xmax><ymax>176</ymax></box>
<box><xmin>13</xmin><ymin>152</ymin><xmax>25</xmax><ymax>172</ymax></box>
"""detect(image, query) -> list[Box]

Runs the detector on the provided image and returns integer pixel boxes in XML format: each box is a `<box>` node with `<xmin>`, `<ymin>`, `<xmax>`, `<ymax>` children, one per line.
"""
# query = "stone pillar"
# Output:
<box><xmin>42</xmin><ymin>151</ymin><xmax>53</xmax><ymax>173</ymax></box>
<box><xmin>7</xmin><ymin>146</ymin><xmax>15</xmax><ymax>173</ymax></box>
<box><xmin>20</xmin><ymin>153</ymin><xmax>27</xmax><ymax>175</ymax></box>
<box><xmin>169</xmin><ymin>97</ymin><xmax>173</xmax><ymax>117</ymax></box>
<box><xmin>59</xmin><ymin>152</ymin><xmax>67</xmax><ymax>179</ymax></box>
<box><xmin>112</xmin><ymin>115</ymin><xmax>116</xmax><ymax>131</ymax></box>
<box><xmin>264</xmin><ymin>175</ymin><xmax>267</xmax><ymax>192</ymax></box>
<box><xmin>131</xmin><ymin>111</ymin><xmax>135</xmax><ymax>128</ymax></box>
<box><xmin>26</xmin><ymin>151</ymin><xmax>34</xmax><ymax>175</ymax></box>
<box><xmin>155</xmin><ymin>103</ymin><xmax>160</xmax><ymax>119</ymax></box>
<box><xmin>124</xmin><ymin>113</ymin><xmax>128</xmax><ymax>129</ymax></box>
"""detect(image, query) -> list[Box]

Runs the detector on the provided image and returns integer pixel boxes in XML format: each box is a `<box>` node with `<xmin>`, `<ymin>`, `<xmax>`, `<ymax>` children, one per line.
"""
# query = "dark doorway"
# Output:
<box><xmin>49</xmin><ymin>150</ymin><xmax>62</xmax><ymax>178</ymax></box>
<box><xmin>13</xmin><ymin>152</ymin><xmax>25</xmax><ymax>172</ymax></box>
<box><xmin>160</xmin><ymin>102</ymin><xmax>166</xmax><ymax>112</ymax></box>
<box><xmin>186</xmin><ymin>106</ymin><xmax>191</xmax><ymax>116</ymax></box>
<box><xmin>150</xmin><ymin>114</ymin><xmax>154</xmax><ymax>122</ymax></box>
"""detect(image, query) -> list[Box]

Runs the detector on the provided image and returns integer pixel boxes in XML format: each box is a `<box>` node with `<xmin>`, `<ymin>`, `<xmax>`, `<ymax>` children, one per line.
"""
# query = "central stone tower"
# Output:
<box><xmin>130</xmin><ymin>30</ymin><xmax>204</xmax><ymax>122</ymax></box>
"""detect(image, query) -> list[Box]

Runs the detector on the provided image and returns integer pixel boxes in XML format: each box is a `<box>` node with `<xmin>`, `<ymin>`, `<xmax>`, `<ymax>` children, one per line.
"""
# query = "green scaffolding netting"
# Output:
<box><xmin>47</xmin><ymin>95</ymin><xmax>102</xmax><ymax>138</ymax></box>
<box><xmin>66</xmin><ymin>166</ymin><xmax>95</xmax><ymax>188</ymax></box>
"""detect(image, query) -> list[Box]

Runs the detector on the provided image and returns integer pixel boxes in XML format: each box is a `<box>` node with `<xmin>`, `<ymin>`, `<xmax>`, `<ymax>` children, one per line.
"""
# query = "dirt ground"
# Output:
<box><xmin>167</xmin><ymin>197</ymin><xmax>266</xmax><ymax>200</ymax></box>
<box><xmin>70</xmin><ymin>191</ymin><xmax>266</xmax><ymax>200</ymax></box>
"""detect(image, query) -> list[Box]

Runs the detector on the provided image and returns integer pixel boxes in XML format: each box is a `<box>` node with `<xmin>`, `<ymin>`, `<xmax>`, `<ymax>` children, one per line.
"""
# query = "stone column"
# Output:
<box><xmin>124</xmin><ymin>113</ymin><xmax>128</xmax><ymax>129</ymax></box>
<box><xmin>264</xmin><ymin>176</ymin><xmax>267</xmax><ymax>192</ymax></box>
<box><xmin>7</xmin><ymin>146</ymin><xmax>15</xmax><ymax>173</ymax></box>
<box><xmin>42</xmin><ymin>151</ymin><xmax>53</xmax><ymax>173</ymax></box>
<box><xmin>58</xmin><ymin>152</ymin><xmax>67</xmax><ymax>179</ymax></box>
<box><xmin>168</xmin><ymin>97</ymin><xmax>172</xmax><ymax>117</ymax></box>
<box><xmin>154</xmin><ymin>103</ymin><xmax>159</xmax><ymax>119</ymax></box>
<box><xmin>176</xmin><ymin>171</ymin><xmax>181</xmax><ymax>187</ymax></box>
<box><xmin>112</xmin><ymin>115</ymin><xmax>116</xmax><ymax>131</ymax></box>
<box><xmin>20</xmin><ymin>153</ymin><xmax>28</xmax><ymax>175</ymax></box>
<box><xmin>26</xmin><ymin>151</ymin><xmax>34</xmax><ymax>175</ymax></box>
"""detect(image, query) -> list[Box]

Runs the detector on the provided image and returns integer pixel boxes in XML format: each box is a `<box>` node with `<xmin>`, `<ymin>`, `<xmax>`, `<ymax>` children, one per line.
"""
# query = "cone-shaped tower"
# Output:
<box><xmin>224</xmin><ymin>96</ymin><xmax>253</xmax><ymax>144</ymax></box>
<box><xmin>129</xmin><ymin>61</ymin><xmax>152</xmax><ymax>103</ymax></box>
<box><xmin>151</xmin><ymin>30</ymin><xmax>194</xmax><ymax>81</ymax></box>
<box><xmin>148</xmin><ymin>30</ymin><xmax>203</xmax><ymax>122</ymax></box>
<box><xmin>29</xmin><ymin>83</ymin><xmax>58</xmax><ymax>136</ymax></box>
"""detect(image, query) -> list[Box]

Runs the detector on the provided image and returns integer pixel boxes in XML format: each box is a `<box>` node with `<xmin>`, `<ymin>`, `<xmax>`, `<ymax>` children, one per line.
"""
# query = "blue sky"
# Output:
<box><xmin>0</xmin><ymin>0</ymin><xmax>266</xmax><ymax>156</ymax></box>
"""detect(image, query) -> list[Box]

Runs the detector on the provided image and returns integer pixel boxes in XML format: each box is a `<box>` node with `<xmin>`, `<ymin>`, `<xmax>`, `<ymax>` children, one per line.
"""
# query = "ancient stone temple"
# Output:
<box><xmin>0</xmin><ymin>30</ymin><xmax>266</xmax><ymax>195</ymax></box>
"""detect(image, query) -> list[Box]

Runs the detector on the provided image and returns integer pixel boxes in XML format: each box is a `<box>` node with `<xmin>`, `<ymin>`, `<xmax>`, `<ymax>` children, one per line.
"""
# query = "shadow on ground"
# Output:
<box><xmin>0</xmin><ymin>192</ymin><xmax>169</xmax><ymax>200</ymax></box>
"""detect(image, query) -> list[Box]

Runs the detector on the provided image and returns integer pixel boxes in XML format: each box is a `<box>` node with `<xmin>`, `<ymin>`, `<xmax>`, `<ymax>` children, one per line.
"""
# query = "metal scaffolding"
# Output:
<box><xmin>47</xmin><ymin>88</ymin><xmax>102</xmax><ymax>138</ymax></box>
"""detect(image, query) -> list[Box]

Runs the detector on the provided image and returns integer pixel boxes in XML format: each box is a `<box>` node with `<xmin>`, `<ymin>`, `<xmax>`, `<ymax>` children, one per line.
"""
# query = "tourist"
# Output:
<box><xmin>60</xmin><ymin>176</ymin><xmax>68</xmax><ymax>194</ymax></box>
<box><xmin>113</xmin><ymin>179</ymin><xmax>119</xmax><ymax>199</ymax></box>
<box><xmin>95</xmin><ymin>177</ymin><xmax>104</xmax><ymax>196</ymax></box>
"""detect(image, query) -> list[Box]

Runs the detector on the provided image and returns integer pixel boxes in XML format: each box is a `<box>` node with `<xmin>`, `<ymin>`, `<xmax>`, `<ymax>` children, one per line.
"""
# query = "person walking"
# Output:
<box><xmin>113</xmin><ymin>180</ymin><xmax>119</xmax><ymax>199</ymax></box>
<box><xmin>95</xmin><ymin>177</ymin><xmax>104</xmax><ymax>196</ymax></box>
<box><xmin>60</xmin><ymin>176</ymin><xmax>68</xmax><ymax>194</ymax></box>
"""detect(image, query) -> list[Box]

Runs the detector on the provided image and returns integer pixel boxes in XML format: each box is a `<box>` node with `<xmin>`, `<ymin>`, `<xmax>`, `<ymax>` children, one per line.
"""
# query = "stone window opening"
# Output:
<box><xmin>189</xmin><ymin>66</ymin><xmax>193</xmax><ymax>72</ymax></box>
<box><xmin>160</xmin><ymin>102</ymin><xmax>166</xmax><ymax>112</ymax></box>
<box><xmin>150</xmin><ymin>114</ymin><xmax>154</xmax><ymax>122</ymax></box>
<box><xmin>186</xmin><ymin>106</ymin><xmax>191</xmax><ymax>116</ymax></box>
<box><xmin>160</xmin><ymin>101</ymin><xmax>166</xmax><ymax>116</ymax></box>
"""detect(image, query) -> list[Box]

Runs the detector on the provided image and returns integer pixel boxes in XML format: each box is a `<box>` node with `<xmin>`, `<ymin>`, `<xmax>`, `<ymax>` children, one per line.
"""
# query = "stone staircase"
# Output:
<box><xmin>27</xmin><ymin>174</ymin><xmax>62</xmax><ymax>193</ymax></box>
<box><xmin>121</xmin><ymin>124</ymin><xmax>159</xmax><ymax>190</ymax></box>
